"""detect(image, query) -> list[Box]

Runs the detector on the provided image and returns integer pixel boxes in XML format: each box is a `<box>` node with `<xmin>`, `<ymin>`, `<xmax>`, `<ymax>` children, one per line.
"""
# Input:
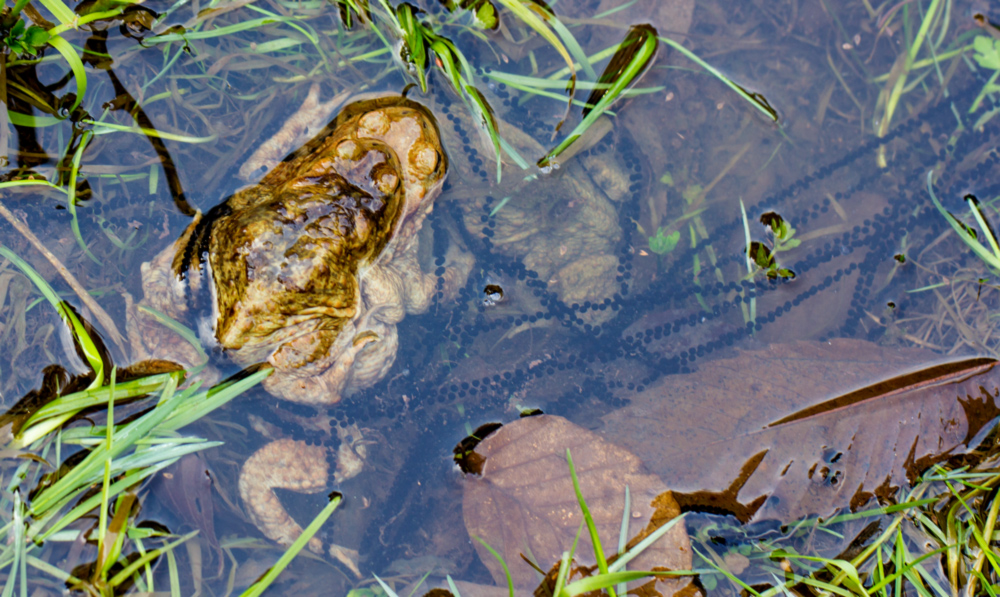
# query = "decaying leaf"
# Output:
<box><xmin>462</xmin><ymin>415</ymin><xmax>692</xmax><ymax>594</ymax></box>
<box><xmin>602</xmin><ymin>339</ymin><xmax>1000</xmax><ymax>521</ymax></box>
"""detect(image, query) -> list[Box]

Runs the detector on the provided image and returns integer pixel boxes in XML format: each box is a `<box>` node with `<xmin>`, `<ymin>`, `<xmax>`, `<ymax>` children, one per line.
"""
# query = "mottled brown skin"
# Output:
<box><xmin>129</xmin><ymin>95</ymin><xmax>472</xmax><ymax>556</ymax></box>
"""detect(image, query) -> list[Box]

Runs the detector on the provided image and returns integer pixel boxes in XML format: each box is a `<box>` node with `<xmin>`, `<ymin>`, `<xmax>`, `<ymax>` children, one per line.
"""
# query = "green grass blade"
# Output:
<box><xmin>565</xmin><ymin>449</ymin><xmax>615</xmax><ymax>597</ymax></box>
<box><xmin>372</xmin><ymin>574</ymin><xmax>400</xmax><ymax>597</ymax></box>
<box><xmin>616</xmin><ymin>485</ymin><xmax>630</xmax><ymax>596</ymax></box>
<box><xmin>544</xmin><ymin>13</ymin><xmax>596</xmax><ymax>80</ymax></box>
<box><xmin>473</xmin><ymin>536</ymin><xmax>514</xmax><ymax>597</ymax></box>
<box><xmin>108</xmin><ymin>530</ymin><xmax>198</xmax><ymax>587</ymax></box>
<box><xmin>563</xmin><ymin>570</ymin><xmax>690</xmax><ymax>596</ymax></box>
<box><xmin>66</xmin><ymin>130</ymin><xmax>101</xmax><ymax>265</ymax></box>
<box><xmin>608</xmin><ymin>514</ymin><xmax>686</xmax><ymax>573</ymax></box>
<box><xmin>493</xmin><ymin>0</ymin><xmax>574</xmax><ymax>83</ymax></box>
<box><xmin>966</xmin><ymin>196</ymin><xmax>1000</xmax><ymax>261</ymax></box>
<box><xmin>540</xmin><ymin>27</ymin><xmax>656</xmax><ymax>166</ymax></box>
<box><xmin>45</xmin><ymin>35</ymin><xmax>86</xmax><ymax>113</ymax></box>
<box><xmin>160</xmin><ymin>368</ymin><xmax>271</xmax><ymax>431</ymax></box>
<box><xmin>35</xmin><ymin>0</ymin><xmax>76</xmax><ymax>26</ymax></box>
<box><xmin>82</xmin><ymin>119</ymin><xmax>218</xmax><ymax>143</ymax></box>
<box><xmin>553</xmin><ymin>550</ymin><xmax>572</xmax><ymax>596</ymax></box>
<box><xmin>239</xmin><ymin>494</ymin><xmax>343</xmax><ymax>597</ymax></box>
<box><xmin>166</xmin><ymin>546</ymin><xmax>181</xmax><ymax>597</ymax></box>
<box><xmin>0</xmin><ymin>244</ymin><xmax>105</xmax><ymax>393</ymax></box>
<box><xmin>658</xmin><ymin>35</ymin><xmax>778</xmax><ymax>122</ymax></box>
<box><xmin>5</xmin><ymin>111</ymin><xmax>62</xmax><ymax>127</ymax></box>
<box><xmin>926</xmin><ymin>171</ymin><xmax>1000</xmax><ymax>272</ymax></box>
<box><xmin>445</xmin><ymin>575</ymin><xmax>462</xmax><ymax>597</ymax></box>
<box><xmin>0</xmin><ymin>179</ymin><xmax>67</xmax><ymax>195</ymax></box>
<box><xmin>464</xmin><ymin>85</ymin><xmax>502</xmax><ymax>182</ymax></box>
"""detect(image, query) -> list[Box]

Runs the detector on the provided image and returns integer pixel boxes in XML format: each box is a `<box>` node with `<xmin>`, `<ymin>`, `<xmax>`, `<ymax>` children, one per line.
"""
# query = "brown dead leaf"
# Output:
<box><xmin>462</xmin><ymin>415</ymin><xmax>691</xmax><ymax>594</ymax></box>
<box><xmin>601</xmin><ymin>339</ymin><xmax>1000</xmax><ymax>521</ymax></box>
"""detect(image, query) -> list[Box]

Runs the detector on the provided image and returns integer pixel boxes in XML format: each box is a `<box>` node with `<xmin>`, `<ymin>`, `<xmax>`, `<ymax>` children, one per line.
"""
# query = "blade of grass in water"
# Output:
<box><xmin>239</xmin><ymin>494</ymin><xmax>343</xmax><ymax>597</ymax></box>
<box><xmin>608</xmin><ymin>514</ymin><xmax>687</xmax><ymax>573</ymax></box>
<box><xmin>658</xmin><ymin>35</ymin><xmax>779</xmax><ymax>122</ymax></box>
<box><xmin>5</xmin><ymin>111</ymin><xmax>62</xmax><ymax>127</ymax></box>
<box><xmin>44</xmin><ymin>35</ymin><xmax>86</xmax><ymax>113</ymax></box>
<box><xmin>493</xmin><ymin>0</ymin><xmax>577</xmax><ymax>98</ymax></box>
<box><xmin>473</xmin><ymin>536</ymin><xmax>514</xmax><ymax>597</ymax></box>
<box><xmin>66</xmin><ymin>130</ymin><xmax>100</xmax><ymax>265</ymax></box>
<box><xmin>20</xmin><ymin>372</ymin><xmax>179</xmax><ymax>431</ymax></box>
<box><xmin>95</xmin><ymin>374</ymin><xmax>116</xmax><ymax>580</ymax></box>
<box><xmin>0</xmin><ymin>179</ymin><xmax>67</xmax><ymax>195</ymax></box>
<box><xmin>108</xmin><ymin>530</ymin><xmax>199</xmax><ymax>588</ymax></box>
<box><xmin>540</xmin><ymin>25</ymin><xmax>657</xmax><ymax>167</ymax></box>
<box><xmin>566</xmin><ymin>448</ymin><xmax>615</xmax><ymax>597</ymax></box>
<box><xmin>0</xmin><ymin>244</ymin><xmax>105</xmax><ymax>392</ymax></box>
<box><xmin>83</xmin><ymin>119</ymin><xmax>218</xmax><ymax>143</ymax></box>
<box><xmin>616</xmin><ymin>485</ymin><xmax>631</xmax><ymax>596</ymax></box>
<box><xmin>582</xmin><ymin>25</ymin><xmax>656</xmax><ymax>117</ymax></box>
<box><xmin>926</xmin><ymin>170</ymin><xmax>1000</xmax><ymax>273</ymax></box>
<box><xmin>563</xmin><ymin>570</ymin><xmax>689</xmax><ymax>596</ymax></box>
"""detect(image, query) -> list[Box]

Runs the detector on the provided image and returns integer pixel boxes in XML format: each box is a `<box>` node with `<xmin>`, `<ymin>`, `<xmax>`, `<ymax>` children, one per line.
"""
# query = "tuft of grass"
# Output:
<box><xmin>0</xmin><ymin>242</ymin><xmax>270</xmax><ymax>595</ymax></box>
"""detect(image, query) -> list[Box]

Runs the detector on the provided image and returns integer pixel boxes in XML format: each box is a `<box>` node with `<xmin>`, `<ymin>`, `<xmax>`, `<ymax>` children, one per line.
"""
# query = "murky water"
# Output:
<box><xmin>2</xmin><ymin>0</ymin><xmax>1000</xmax><ymax>594</ymax></box>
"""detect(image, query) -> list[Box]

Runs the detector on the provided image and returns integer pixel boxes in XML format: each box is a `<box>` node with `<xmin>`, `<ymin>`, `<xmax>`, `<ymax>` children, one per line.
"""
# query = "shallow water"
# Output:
<box><xmin>2</xmin><ymin>0</ymin><xmax>1000</xmax><ymax>593</ymax></box>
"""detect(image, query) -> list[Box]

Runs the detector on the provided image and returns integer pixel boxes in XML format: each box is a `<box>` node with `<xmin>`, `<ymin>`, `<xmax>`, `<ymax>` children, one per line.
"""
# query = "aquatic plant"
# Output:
<box><xmin>0</xmin><ymin>244</ymin><xmax>268</xmax><ymax>595</ymax></box>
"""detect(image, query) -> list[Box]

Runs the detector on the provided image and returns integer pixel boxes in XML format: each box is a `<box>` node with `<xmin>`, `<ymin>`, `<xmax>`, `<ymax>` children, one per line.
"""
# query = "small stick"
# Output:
<box><xmin>0</xmin><ymin>199</ymin><xmax>126</xmax><ymax>354</ymax></box>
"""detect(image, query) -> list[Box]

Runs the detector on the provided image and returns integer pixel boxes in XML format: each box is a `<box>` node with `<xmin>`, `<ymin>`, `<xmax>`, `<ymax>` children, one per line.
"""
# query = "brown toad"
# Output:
<box><xmin>128</xmin><ymin>94</ymin><xmax>471</xmax><ymax>556</ymax></box>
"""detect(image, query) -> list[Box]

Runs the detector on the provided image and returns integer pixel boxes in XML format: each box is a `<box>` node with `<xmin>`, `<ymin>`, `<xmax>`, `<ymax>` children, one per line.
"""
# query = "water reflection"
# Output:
<box><xmin>1</xmin><ymin>0</ymin><xmax>1000</xmax><ymax>594</ymax></box>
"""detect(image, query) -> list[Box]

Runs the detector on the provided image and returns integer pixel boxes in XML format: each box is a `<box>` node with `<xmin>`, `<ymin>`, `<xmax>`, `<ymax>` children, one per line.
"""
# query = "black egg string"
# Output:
<box><xmin>324</xmin><ymin>74</ymin><xmax>998</xmax><ymax>429</ymax></box>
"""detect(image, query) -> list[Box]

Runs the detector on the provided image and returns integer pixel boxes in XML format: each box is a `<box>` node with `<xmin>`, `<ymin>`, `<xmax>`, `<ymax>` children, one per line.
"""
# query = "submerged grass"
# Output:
<box><xmin>0</xmin><ymin>244</ymin><xmax>270</xmax><ymax>594</ymax></box>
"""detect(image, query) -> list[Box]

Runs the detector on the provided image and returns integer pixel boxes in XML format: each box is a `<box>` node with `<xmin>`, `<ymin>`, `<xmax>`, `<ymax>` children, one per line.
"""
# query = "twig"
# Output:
<box><xmin>0</xmin><ymin>199</ymin><xmax>126</xmax><ymax>354</ymax></box>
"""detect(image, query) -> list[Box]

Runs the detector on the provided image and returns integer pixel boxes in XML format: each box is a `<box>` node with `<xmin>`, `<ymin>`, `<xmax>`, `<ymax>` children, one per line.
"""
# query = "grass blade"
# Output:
<box><xmin>566</xmin><ymin>448</ymin><xmax>615</xmax><ymax>597</ymax></box>
<box><xmin>540</xmin><ymin>26</ymin><xmax>656</xmax><ymax>166</ymax></box>
<box><xmin>473</xmin><ymin>536</ymin><xmax>514</xmax><ymax>597</ymax></box>
<box><xmin>45</xmin><ymin>35</ymin><xmax>86</xmax><ymax>113</ymax></box>
<box><xmin>926</xmin><ymin>170</ymin><xmax>1000</xmax><ymax>273</ymax></box>
<box><xmin>239</xmin><ymin>493</ymin><xmax>343</xmax><ymax>597</ymax></box>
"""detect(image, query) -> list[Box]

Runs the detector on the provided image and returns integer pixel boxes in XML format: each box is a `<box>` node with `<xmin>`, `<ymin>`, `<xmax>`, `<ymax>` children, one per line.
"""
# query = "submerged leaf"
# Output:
<box><xmin>462</xmin><ymin>415</ymin><xmax>692</xmax><ymax>593</ymax></box>
<box><xmin>602</xmin><ymin>340</ymin><xmax>1000</xmax><ymax>522</ymax></box>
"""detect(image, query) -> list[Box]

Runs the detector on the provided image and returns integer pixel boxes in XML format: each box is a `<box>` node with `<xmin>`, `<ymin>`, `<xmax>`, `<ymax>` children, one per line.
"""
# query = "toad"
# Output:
<box><xmin>128</xmin><ymin>95</ymin><xmax>471</xmax><ymax>557</ymax></box>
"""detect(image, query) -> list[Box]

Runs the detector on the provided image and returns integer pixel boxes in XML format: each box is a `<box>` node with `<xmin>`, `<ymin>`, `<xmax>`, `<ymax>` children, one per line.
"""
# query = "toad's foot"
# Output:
<box><xmin>238</xmin><ymin>438</ymin><xmax>332</xmax><ymax>555</ymax></box>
